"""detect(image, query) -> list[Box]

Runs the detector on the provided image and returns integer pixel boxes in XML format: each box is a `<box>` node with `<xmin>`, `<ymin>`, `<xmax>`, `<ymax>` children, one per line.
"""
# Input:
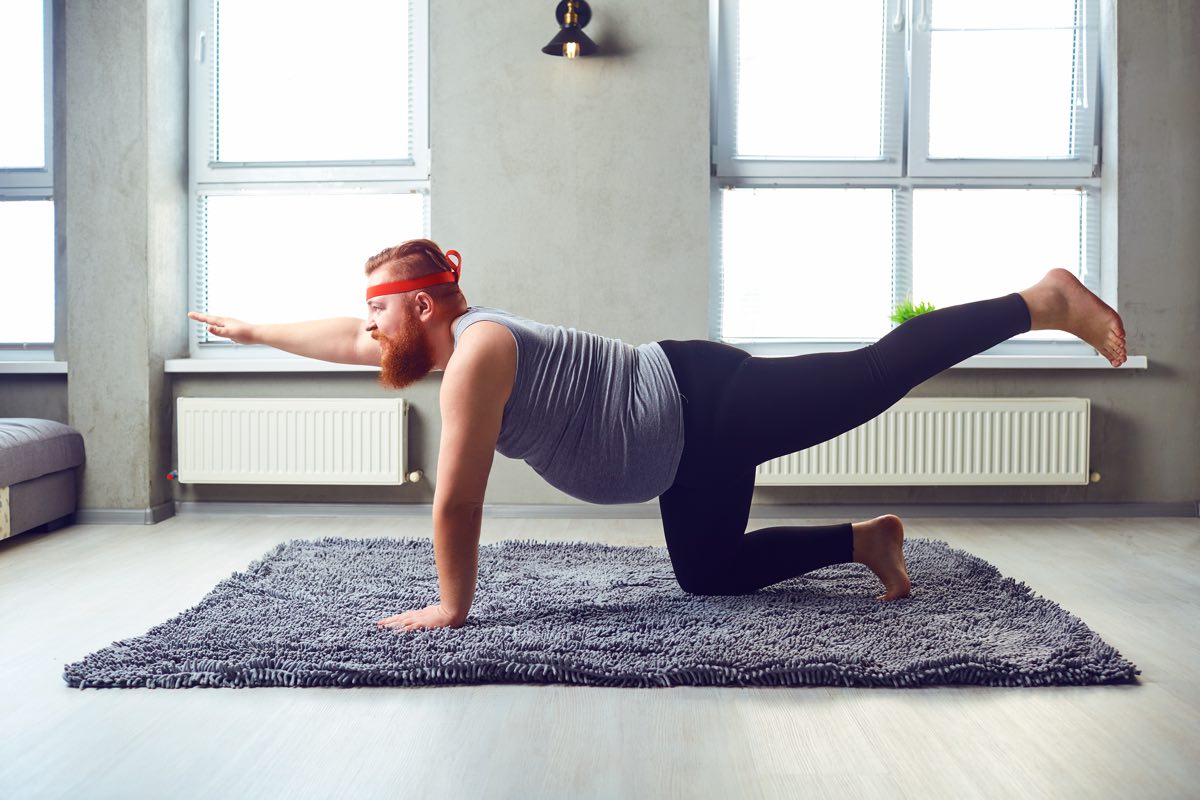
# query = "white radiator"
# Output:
<box><xmin>755</xmin><ymin>398</ymin><xmax>1090</xmax><ymax>486</ymax></box>
<box><xmin>176</xmin><ymin>398</ymin><xmax>410</xmax><ymax>485</ymax></box>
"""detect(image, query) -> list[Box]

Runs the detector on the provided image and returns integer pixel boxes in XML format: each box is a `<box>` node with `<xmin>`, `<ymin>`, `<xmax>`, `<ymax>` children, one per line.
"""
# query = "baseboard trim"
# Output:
<box><xmin>172</xmin><ymin>501</ymin><xmax>1199</xmax><ymax>519</ymax></box>
<box><xmin>76</xmin><ymin>502</ymin><xmax>176</xmax><ymax>525</ymax></box>
<box><xmin>743</xmin><ymin>502</ymin><xmax>1200</xmax><ymax>519</ymax></box>
<box><xmin>173</xmin><ymin>501</ymin><xmax>660</xmax><ymax>519</ymax></box>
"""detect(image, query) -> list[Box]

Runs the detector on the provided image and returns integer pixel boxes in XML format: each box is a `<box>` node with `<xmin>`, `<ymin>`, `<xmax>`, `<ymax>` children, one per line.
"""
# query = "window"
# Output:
<box><xmin>188</xmin><ymin>0</ymin><xmax>430</xmax><ymax>354</ymax></box>
<box><xmin>714</xmin><ymin>0</ymin><xmax>1101</xmax><ymax>352</ymax></box>
<box><xmin>0</xmin><ymin>0</ymin><xmax>54</xmax><ymax>353</ymax></box>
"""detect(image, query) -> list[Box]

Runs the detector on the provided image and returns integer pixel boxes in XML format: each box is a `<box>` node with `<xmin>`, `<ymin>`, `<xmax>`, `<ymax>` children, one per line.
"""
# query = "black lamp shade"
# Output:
<box><xmin>542</xmin><ymin>0</ymin><xmax>598</xmax><ymax>58</ymax></box>
<box><xmin>542</xmin><ymin>28</ymin><xmax>599</xmax><ymax>57</ymax></box>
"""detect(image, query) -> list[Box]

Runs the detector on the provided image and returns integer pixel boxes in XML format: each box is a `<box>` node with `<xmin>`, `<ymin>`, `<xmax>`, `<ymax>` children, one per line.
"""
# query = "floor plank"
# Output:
<box><xmin>0</xmin><ymin>514</ymin><xmax>1196</xmax><ymax>799</ymax></box>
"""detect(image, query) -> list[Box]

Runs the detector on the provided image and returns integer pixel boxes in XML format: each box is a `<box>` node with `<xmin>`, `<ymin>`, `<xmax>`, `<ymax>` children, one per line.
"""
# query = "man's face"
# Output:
<box><xmin>366</xmin><ymin>294</ymin><xmax>434</xmax><ymax>390</ymax></box>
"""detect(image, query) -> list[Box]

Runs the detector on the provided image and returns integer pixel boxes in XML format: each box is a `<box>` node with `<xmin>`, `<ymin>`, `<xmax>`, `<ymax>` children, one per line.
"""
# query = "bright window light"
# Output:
<box><xmin>912</xmin><ymin>188</ymin><xmax>1085</xmax><ymax>339</ymax></box>
<box><xmin>716</xmin><ymin>0</ymin><xmax>1101</xmax><ymax>345</ymax></box>
<box><xmin>201</xmin><ymin>192</ymin><xmax>425</xmax><ymax>335</ymax></box>
<box><xmin>927</xmin><ymin>0</ymin><xmax>1081</xmax><ymax>159</ymax></box>
<box><xmin>0</xmin><ymin>200</ymin><xmax>55</xmax><ymax>343</ymax></box>
<box><xmin>214</xmin><ymin>0</ymin><xmax>411</xmax><ymax>163</ymax></box>
<box><xmin>721</xmin><ymin>188</ymin><xmax>894</xmax><ymax>340</ymax></box>
<box><xmin>0</xmin><ymin>0</ymin><xmax>46</xmax><ymax>169</ymax></box>
<box><xmin>933</xmin><ymin>0</ymin><xmax>1077</xmax><ymax>31</ymax></box>
<box><xmin>735</xmin><ymin>0</ymin><xmax>886</xmax><ymax>160</ymax></box>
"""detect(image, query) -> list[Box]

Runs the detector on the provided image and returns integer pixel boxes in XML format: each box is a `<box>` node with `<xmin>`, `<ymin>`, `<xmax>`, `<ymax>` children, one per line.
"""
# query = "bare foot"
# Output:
<box><xmin>1019</xmin><ymin>269</ymin><xmax>1127</xmax><ymax>367</ymax></box>
<box><xmin>851</xmin><ymin>514</ymin><xmax>912</xmax><ymax>602</ymax></box>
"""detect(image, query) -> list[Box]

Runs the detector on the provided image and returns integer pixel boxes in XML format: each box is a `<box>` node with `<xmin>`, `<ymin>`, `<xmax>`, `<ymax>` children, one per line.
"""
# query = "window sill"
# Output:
<box><xmin>164</xmin><ymin>353</ymin><xmax>1149</xmax><ymax>374</ymax></box>
<box><xmin>728</xmin><ymin>344</ymin><xmax>1147</xmax><ymax>370</ymax></box>
<box><xmin>945</xmin><ymin>354</ymin><xmax>1146</xmax><ymax>370</ymax></box>
<box><xmin>165</xmin><ymin>358</ymin><xmax>378</xmax><ymax>374</ymax></box>
<box><xmin>0</xmin><ymin>361</ymin><xmax>68</xmax><ymax>374</ymax></box>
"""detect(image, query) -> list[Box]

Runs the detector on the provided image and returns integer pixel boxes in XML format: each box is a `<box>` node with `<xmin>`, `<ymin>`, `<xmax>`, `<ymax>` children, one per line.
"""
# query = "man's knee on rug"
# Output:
<box><xmin>670</xmin><ymin>561</ymin><xmax>754</xmax><ymax>596</ymax></box>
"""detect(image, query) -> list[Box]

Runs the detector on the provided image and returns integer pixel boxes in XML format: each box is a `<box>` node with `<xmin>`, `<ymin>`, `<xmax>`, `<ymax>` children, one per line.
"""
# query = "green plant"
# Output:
<box><xmin>890</xmin><ymin>297</ymin><xmax>937</xmax><ymax>324</ymax></box>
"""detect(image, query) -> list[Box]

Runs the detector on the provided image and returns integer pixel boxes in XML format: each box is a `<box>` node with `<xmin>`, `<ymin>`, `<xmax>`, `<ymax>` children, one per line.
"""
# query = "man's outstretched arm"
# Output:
<box><xmin>187</xmin><ymin>312</ymin><xmax>380</xmax><ymax>366</ymax></box>
<box><xmin>377</xmin><ymin>322</ymin><xmax>516</xmax><ymax>631</ymax></box>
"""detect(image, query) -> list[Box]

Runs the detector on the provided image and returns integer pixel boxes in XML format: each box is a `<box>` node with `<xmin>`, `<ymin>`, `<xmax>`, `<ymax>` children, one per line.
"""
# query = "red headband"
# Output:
<box><xmin>366</xmin><ymin>250</ymin><xmax>462</xmax><ymax>300</ymax></box>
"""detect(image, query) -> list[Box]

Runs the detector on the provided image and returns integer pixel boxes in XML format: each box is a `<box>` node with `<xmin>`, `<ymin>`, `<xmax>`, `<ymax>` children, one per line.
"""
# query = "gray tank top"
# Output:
<box><xmin>452</xmin><ymin>307</ymin><xmax>684</xmax><ymax>504</ymax></box>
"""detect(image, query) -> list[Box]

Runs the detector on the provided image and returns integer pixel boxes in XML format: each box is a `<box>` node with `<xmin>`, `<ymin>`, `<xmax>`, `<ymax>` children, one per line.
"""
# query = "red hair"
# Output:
<box><xmin>365</xmin><ymin>239</ymin><xmax>455</xmax><ymax>280</ymax></box>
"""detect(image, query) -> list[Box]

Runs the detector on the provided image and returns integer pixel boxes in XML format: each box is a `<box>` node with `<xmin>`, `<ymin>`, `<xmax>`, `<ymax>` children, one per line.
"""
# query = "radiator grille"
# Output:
<box><xmin>177</xmin><ymin>398</ymin><xmax>408</xmax><ymax>485</ymax></box>
<box><xmin>755</xmin><ymin>398</ymin><xmax>1090</xmax><ymax>486</ymax></box>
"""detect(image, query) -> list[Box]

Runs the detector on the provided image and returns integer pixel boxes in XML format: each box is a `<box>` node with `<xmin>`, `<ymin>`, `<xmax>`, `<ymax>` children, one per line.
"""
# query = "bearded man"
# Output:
<box><xmin>188</xmin><ymin>239</ymin><xmax>1127</xmax><ymax>632</ymax></box>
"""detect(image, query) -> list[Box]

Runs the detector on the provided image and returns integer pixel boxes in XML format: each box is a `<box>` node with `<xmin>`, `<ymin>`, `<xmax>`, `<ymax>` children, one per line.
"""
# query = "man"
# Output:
<box><xmin>189</xmin><ymin>239</ymin><xmax>1127</xmax><ymax>632</ymax></box>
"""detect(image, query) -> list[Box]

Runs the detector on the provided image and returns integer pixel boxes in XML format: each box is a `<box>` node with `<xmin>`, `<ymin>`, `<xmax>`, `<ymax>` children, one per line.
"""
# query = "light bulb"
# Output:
<box><xmin>564</xmin><ymin>41</ymin><xmax>580</xmax><ymax>59</ymax></box>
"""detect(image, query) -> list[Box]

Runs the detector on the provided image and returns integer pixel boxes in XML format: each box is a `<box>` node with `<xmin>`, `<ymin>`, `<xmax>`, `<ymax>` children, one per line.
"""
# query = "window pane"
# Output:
<box><xmin>201</xmin><ymin>192</ymin><xmax>425</xmax><ymax>336</ymax></box>
<box><xmin>215</xmin><ymin>0</ymin><xmax>411</xmax><ymax>163</ymax></box>
<box><xmin>0</xmin><ymin>0</ymin><xmax>46</xmax><ymax>169</ymax></box>
<box><xmin>927</xmin><ymin>0</ymin><xmax>1081</xmax><ymax>159</ymax></box>
<box><xmin>721</xmin><ymin>189</ymin><xmax>894</xmax><ymax>340</ymax></box>
<box><xmin>912</xmin><ymin>189</ymin><xmax>1084</xmax><ymax>340</ymax></box>
<box><xmin>736</xmin><ymin>0</ymin><xmax>887</xmax><ymax>159</ymax></box>
<box><xmin>0</xmin><ymin>201</ymin><xmax>55</xmax><ymax>343</ymax></box>
<box><xmin>933</xmin><ymin>0</ymin><xmax>1077</xmax><ymax>29</ymax></box>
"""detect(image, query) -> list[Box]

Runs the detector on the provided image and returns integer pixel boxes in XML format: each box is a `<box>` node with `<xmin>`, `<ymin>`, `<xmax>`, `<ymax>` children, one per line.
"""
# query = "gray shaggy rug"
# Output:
<box><xmin>63</xmin><ymin>537</ymin><xmax>1138</xmax><ymax>689</ymax></box>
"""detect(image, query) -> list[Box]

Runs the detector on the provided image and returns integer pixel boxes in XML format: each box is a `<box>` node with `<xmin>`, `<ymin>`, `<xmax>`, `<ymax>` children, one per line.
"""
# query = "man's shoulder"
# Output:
<box><xmin>444</xmin><ymin>320</ymin><xmax>517</xmax><ymax>394</ymax></box>
<box><xmin>455</xmin><ymin>318</ymin><xmax>516</xmax><ymax>353</ymax></box>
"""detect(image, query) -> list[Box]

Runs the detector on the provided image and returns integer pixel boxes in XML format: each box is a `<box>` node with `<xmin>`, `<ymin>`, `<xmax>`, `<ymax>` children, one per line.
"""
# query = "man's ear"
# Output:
<box><xmin>415</xmin><ymin>291</ymin><xmax>436</xmax><ymax>320</ymax></box>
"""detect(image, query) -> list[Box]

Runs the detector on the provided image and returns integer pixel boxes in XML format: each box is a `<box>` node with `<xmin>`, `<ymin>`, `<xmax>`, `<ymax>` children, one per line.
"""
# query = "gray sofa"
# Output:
<box><xmin>0</xmin><ymin>419</ymin><xmax>85</xmax><ymax>540</ymax></box>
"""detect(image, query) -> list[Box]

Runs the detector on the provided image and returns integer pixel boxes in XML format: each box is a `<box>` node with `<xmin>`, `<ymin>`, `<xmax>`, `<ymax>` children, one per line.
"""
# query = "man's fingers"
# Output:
<box><xmin>191</xmin><ymin>312</ymin><xmax>232</xmax><ymax>339</ymax></box>
<box><xmin>377</xmin><ymin>610</ymin><xmax>442</xmax><ymax>633</ymax></box>
<box><xmin>189</xmin><ymin>312</ymin><xmax>232</xmax><ymax>333</ymax></box>
<box><xmin>189</xmin><ymin>312</ymin><xmax>229</xmax><ymax>338</ymax></box>
<box><xmin>376</xmin><ymin>612</ymin><xmax>414</xmax><ymax>631</ymax></box>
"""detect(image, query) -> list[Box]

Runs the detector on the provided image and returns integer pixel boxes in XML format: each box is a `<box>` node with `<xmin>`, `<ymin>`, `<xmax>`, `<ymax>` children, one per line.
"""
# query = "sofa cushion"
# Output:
<box><xmin>0</xmin><ymin>419</ymin><xmax>86</xmax><ymax>486</ymax></box>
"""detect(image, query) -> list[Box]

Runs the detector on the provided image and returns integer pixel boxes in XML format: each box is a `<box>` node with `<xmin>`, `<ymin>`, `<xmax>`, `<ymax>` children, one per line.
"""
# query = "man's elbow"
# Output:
<box><xmin>435</xmin><ymin>498</ymin><xmax>484</xmax><ymax>522</ymax></box>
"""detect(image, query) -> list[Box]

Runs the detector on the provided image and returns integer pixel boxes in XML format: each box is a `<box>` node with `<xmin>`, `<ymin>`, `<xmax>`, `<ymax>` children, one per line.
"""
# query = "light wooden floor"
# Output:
<box><xmin>1</xmin><ymin>513</ymin><xmax>1197</xmax><ymax>800</ymax></box>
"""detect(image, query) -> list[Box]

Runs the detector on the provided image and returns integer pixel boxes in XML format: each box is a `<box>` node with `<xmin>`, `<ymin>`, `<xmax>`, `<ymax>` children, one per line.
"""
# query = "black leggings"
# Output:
<box><xmin>656</xmin><ymin>292</ymin><xmax>1032</xmax><ymax>595</ymax></box>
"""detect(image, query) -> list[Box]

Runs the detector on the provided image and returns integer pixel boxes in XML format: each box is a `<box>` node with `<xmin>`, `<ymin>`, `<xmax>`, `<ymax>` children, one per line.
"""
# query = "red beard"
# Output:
<box><xmin>373</xmin><ymin>319</ymin><xmax>434</xmax><ymax>390</ymax></box>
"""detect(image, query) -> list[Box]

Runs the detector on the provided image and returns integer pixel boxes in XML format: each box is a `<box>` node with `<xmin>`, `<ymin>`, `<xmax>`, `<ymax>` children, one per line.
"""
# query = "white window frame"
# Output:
<box><xmin>713</xmin><ymin>0</ymin><xmax>907</xmax><ymax>179</ymax></box>
<box><xmin>186</xmin><ymin>0</ymin><xmax>431</xmax><ymax>358</ymax></box>
<box><xmin>907</xmin><ymin>0</ymin><xmax>1100</xmax><ymax>178</ymax></box>
<box><xmin>0</xmin><ymin>0</ymin><xmax>55</xmax><ymax>357</ymax></box>
<box><xmin>712</xmin><ymin>0</ymin><xmax>1104</xmax><ymax>355</ymax></box>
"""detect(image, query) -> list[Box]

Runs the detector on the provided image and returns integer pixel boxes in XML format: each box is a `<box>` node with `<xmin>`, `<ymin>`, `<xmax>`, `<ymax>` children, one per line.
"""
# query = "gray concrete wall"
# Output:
<box><xmin>5</xmin><ymin>0</ymin><xmax>1197</xmax><ymax>512</ymax></box>
<box><xmin>59</xmin><ymin>0</ymin><xmax>187</xmax><ymax>514</ymax></box>
<box><xmin>0</xmin><ymin>376</ymin><xmax>68</xmax><ymax>423</ymax></box>
<box><xmin>428</xmin><ymin>0</ymin><xmax>710</xmax><ymax>504</ymax></box>
<box><xmin>1108</xmin><ymin>0</ymin><xmax>1200</xmax><ymax>501</ymax></box>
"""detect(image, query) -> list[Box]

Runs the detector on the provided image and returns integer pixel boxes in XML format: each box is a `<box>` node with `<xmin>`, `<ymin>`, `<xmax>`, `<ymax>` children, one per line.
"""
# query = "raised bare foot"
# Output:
<box><xmin>1019</xmin><ymin>269</ymin><xmax>1127</xmax><ymax>367</ymax></box>
<box><xmin>851</xmin><ymin>514</ymin><xmax>912</xmax><ymax>602</ymax></box>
